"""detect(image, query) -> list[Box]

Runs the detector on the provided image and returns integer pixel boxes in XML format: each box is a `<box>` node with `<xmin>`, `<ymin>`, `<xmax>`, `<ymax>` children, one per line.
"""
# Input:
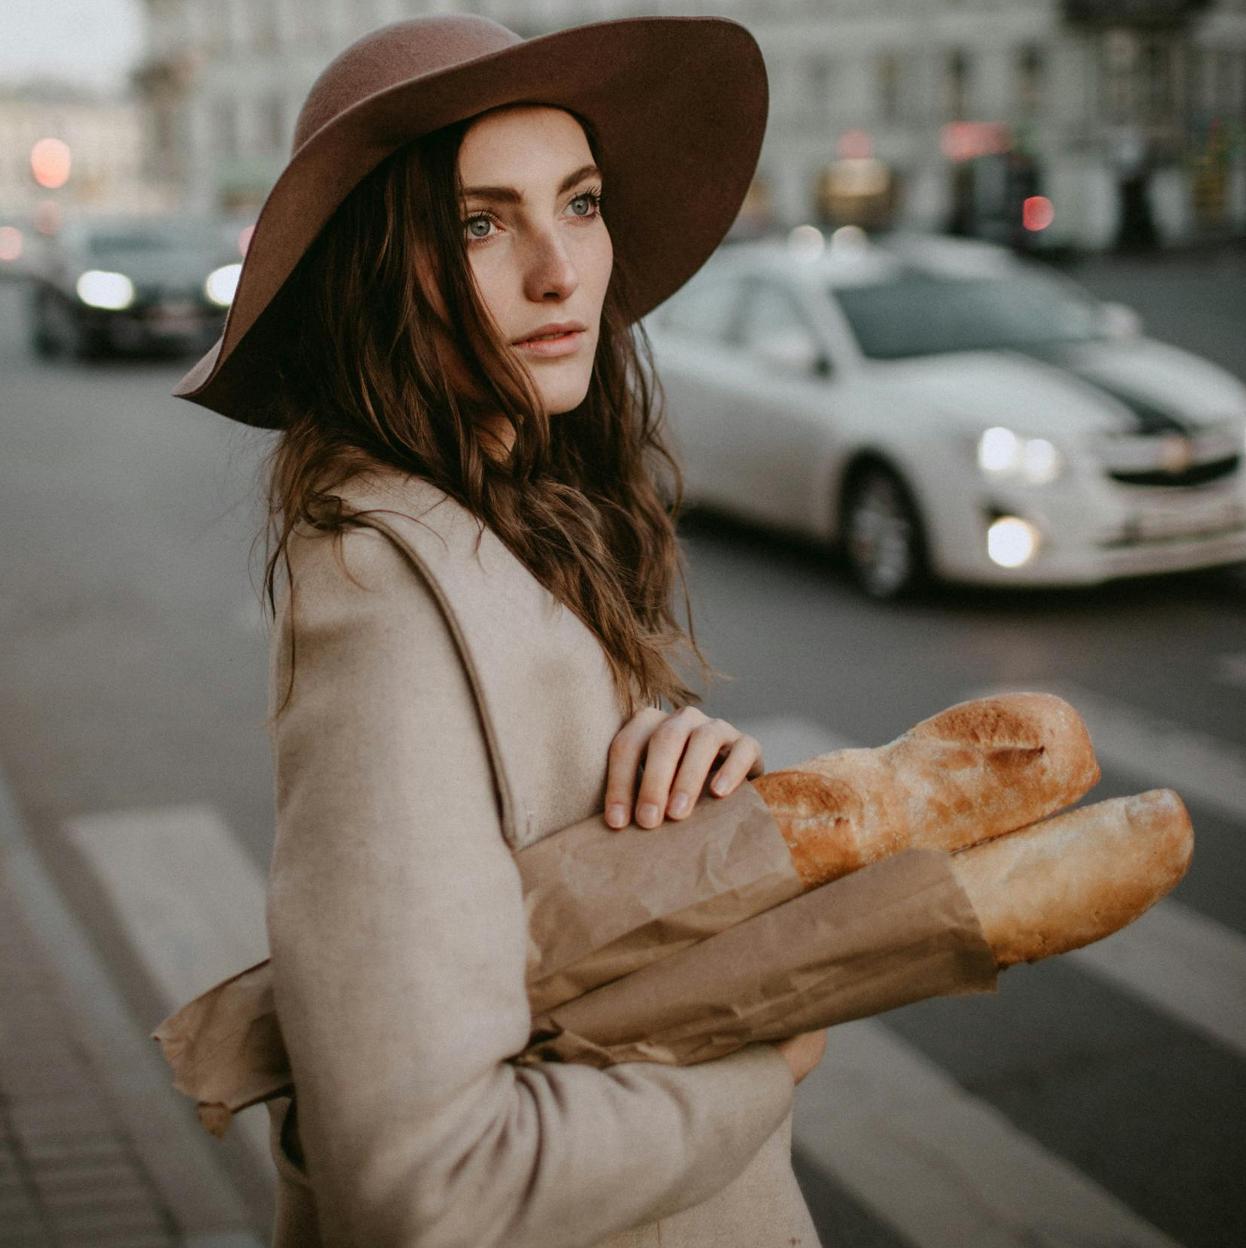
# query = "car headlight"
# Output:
<box><xmin>205</xmin><ymin>263</ymin><xmax>241</xmax><ymax>308</ymax></box>
<box><xmin>76</xmin><ymin>269</ymin><xmax>135</xmax><ymax>311</ymax></box>
<box><xmin>976</xmin><ymin>426</ymin><xmax>1064</xmax><ymax>485</ymax></box>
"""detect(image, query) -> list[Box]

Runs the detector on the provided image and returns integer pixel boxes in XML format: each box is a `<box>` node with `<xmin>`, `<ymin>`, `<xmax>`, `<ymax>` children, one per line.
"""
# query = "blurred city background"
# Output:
<box><xmin>1</xmin><ymin>2</ymin><xmax>1243</xmax><ymax>1247</ymax></box>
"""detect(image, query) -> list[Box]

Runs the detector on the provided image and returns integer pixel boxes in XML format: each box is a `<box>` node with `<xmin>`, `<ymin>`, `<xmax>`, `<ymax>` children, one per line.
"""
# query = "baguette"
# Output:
<box><xmin>950</xmin><ymin>789</ymin><xmax>1194</xmax><ymax>967</ymax></box>
<box><xmin>753</xmin><ymin>693</ymin><xmax>1100</xmax><ymax>888</ymax></box>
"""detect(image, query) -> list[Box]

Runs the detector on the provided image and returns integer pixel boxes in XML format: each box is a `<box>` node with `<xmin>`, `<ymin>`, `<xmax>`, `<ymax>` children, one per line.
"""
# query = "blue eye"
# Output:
<box><xmin>569</xmin><ymin>189</ymin><xmax>604</xmax><ymax>218</ymax></box>
<box><xmin>463</xmin><ymin>187</ymin><xmax>603</xmax><ymax>245</ymax></box>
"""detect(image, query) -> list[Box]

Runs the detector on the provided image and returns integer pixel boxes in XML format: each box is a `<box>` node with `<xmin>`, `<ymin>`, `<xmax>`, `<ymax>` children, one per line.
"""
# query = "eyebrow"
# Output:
<box><xmin>460</xmin><ymin>163</ymin><xmax>602</xmax><ymax>205</ymax></box>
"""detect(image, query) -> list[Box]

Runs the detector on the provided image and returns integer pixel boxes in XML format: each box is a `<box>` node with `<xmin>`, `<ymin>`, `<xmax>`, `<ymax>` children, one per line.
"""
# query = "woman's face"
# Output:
<box><xmin>457</xmin><ymin>104</ymin><xmax>613</xmax><ymax>433</ymax></box>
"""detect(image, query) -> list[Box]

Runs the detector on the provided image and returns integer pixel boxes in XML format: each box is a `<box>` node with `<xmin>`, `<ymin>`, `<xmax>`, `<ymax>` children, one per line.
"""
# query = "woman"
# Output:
<box><xmin>174</xmin><ymin>15</ymin><xmax>826</xmax><ymax>1247</ymax></box>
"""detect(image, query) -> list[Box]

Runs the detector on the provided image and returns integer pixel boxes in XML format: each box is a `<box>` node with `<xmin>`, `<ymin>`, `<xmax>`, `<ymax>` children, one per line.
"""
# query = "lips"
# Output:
<box><xmin>513</xmin><ymin>321</ymin><xmax>586</xmax><ymax>345</ymax></box>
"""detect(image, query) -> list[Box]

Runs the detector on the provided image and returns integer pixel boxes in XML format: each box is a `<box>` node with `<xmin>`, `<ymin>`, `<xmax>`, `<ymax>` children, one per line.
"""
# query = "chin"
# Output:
<box><xmin>537</xmin><ymin>370</ymin><xmax>593</xmax><ymax>416</ymax></box>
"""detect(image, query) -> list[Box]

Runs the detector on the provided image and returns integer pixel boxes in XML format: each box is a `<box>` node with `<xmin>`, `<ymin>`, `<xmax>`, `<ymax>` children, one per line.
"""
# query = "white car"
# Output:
<box><xmin>644</xmin><ymin>229</ymin><xmax>1246</xmax><ymax>598</ymax></box>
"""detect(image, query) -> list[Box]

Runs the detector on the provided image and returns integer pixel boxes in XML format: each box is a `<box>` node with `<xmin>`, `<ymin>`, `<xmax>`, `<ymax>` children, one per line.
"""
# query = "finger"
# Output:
<box><xmin>633</xmin><ymin>706</ymin><xmax>708</xmax><ymax>828</ymax></box>
<box><xmin>708</xmin><ymin>735</ymin><xmax>765</xmax><ymax>797</ymax></box>
<box><xmin>665</xmin><ymin>721</ymin><xmax>739</xmax><ymax>819</ymax></box>
<box><xmin>603</xmin><ymin>708</ymin><xmax>667</xmax><ymax>828</ymax></box>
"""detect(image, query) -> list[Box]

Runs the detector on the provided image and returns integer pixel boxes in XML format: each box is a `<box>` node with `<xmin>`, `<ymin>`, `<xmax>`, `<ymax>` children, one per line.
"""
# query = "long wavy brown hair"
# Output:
<box><xmin>257</xmin><ymin>106</ymin><xmax>726</xmax><ymax>720</ymax></box>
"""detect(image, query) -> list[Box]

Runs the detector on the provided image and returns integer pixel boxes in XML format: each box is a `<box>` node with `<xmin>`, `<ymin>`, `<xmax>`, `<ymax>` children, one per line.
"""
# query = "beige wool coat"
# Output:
<box><xmin>260</xmin><ymin>465</ymin><xmax>821</xmax><ymax>1248</ymax></box>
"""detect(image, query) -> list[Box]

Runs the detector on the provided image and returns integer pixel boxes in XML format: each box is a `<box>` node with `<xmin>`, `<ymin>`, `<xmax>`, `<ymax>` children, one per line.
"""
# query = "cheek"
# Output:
<box><xmin>466</xmin><ymin>255</ymin><xmax>510</xmax><ymax>328</ymax></box>
<box><xmin>586</xmin><ymin>229</ymin><xmax>614</xmax><ymax>313</ymax></box>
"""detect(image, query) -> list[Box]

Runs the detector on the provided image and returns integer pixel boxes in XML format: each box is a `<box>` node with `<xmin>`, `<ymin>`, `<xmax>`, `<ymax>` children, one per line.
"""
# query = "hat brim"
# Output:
<box><xmin>173</xmin><ymin>16</ymin><xmax>768</xmax><ymax>427</ymax></box>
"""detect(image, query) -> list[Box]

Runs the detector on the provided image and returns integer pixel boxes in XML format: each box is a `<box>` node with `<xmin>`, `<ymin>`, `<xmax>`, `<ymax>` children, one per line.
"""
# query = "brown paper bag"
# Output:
<box><xmin>151</xmin><ymin>783</ymin><xmax>996</xmax><ymax>1137</ymax></box>
<box><xmin>519</xmin><ymin>848</ymin><xmax>996</xmax><ymax>1067</ymax></box>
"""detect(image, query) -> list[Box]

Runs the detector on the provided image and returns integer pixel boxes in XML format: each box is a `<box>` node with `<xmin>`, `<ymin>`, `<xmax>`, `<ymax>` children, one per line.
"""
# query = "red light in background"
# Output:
<box><xmin>940</xmin><ymin>121</ymin><xmax>1012</xmax><ymax>162</ymax></box>
<box><xmin>0</xmin><ymin>226</ymin><xmax>22</xmax><ymax>262</ymax></box>
<box><xmin>837</xmin><ymin>129</ymin><xmax>874</xmax><ymax>160</ymax></box>
<box><xmin>30</xmin><ymin>138</ymin><xmax>72</xmax><ymax>189</ymax></box>
<box><xmin>1022</xmin><ymin>196</ymin><xmax>1055</xmax><ymax>231</ymax></box>
<box><xmin>33</xmin><ymin>200</ymin><xmax>62</xmax><ymax>235</ymax></box>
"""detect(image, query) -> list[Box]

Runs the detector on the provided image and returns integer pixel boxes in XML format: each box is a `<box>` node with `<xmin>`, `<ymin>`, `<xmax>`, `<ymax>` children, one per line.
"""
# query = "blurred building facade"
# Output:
<box><xmin>0</xmin><ymin>83</ymin><xmax>173</xmax><ymax>227</ymax></box>
<box><xmin>136</xmin><ymin>0</ymin><xmax>1246</xmax><ymax>250</ymax></box>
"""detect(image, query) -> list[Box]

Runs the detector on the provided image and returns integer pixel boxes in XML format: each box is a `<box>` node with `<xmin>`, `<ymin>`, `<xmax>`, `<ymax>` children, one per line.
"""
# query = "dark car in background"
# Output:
<box><xmin>27</xmin><ymin>216</ymin><xmax>244</xmax><ymax>359</ymax></box>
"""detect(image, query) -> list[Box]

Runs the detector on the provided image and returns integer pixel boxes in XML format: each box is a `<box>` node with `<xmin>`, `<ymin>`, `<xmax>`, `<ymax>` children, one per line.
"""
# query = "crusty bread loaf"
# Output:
<box><xmin>950</xmin><ymin>789</ymin><xmax>1193</xmax><ymax>967</ymax></box>
<box><xmin>752</xmin><ymin>693</ymin><xmax>1100</xmax><ymax>888</ymax></box>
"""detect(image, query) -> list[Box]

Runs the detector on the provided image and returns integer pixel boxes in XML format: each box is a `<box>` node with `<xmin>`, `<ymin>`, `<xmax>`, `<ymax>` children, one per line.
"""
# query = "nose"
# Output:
<box><xmin>522</xmin><ymin>226</ymin><xmax>578</xmax><ymax>303</ymax></box>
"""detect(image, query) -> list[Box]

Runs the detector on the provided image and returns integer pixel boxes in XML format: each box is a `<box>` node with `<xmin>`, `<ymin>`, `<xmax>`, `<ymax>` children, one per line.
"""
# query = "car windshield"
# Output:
<box><xmin>831</xmin><ymin>269</ymin><xmax>1107</xmax><ymax>359</ymax></box>
<box><xmin>85</xmin><ymin>223</ymin><xmax>220</xmax><ymax>258</ymax></box>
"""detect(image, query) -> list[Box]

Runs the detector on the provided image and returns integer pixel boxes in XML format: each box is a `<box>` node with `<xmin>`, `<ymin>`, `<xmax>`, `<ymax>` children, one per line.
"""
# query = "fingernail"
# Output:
<box><xmin>606</xmin><ymin>804</ymin><xmax>627</xmax><ymax>828</ymax></box>
<box><xmin>711</xmin><ymin>776</ymin><xmax>729</xmax><ymax>795</ymax></box>
<box><xmin>637</xmin><ymin>802</ymin><xmax>659</xmax><ymax>827</ymax></box>
<box><xmin>669</xmin><ymin>792</ymin><xmax>690</xmax><ymax>817</ymax></box>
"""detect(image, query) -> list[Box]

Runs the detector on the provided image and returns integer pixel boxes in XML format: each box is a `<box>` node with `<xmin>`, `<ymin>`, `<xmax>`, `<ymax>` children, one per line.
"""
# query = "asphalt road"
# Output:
<box><xmin>0</xmin><ymin>247</ymin><xmax>1242</xmax><ymax>1248</ymax></box>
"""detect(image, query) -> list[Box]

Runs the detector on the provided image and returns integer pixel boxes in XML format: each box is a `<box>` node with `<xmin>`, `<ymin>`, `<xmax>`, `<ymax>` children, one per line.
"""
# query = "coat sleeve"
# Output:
<box><xmin>266</xmin><ymin>525</ymin><xmax>797</xmax><ymax>1248</ymax></box>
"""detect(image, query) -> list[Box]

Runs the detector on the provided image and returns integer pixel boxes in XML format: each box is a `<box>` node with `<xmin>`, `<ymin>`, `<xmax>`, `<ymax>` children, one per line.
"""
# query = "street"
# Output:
<box><xmin>0</xmin><ymin>248</ymin><xmax>1243</xmax><ymax>1247</ymax></box>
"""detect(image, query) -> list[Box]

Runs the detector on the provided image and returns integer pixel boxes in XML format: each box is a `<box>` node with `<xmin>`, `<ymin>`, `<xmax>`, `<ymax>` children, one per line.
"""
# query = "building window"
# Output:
<box><xmin>945</xmin><ymin>48</ymin><xmax>971</xmax><ymax>120</ymax></box>
<box><xmin>1101</xmin><ymin>28</ymin><xmax>1138</xmax><ymax>123</ymax></box>
<box><xmin>1017</xmin><ymin>44</ymin><xmax>1044</xmax><ymax>116</ymax></box>
<box><xmin>878</xmin><ymin>51</ymin><xmax>901</xmax><ymax>125</ymax></box>
<box><xmin>1142</xmin><ymin>38</ymin><xmax>1175</xmax><ymax>123</ymax></box>
<box><xmin>255</xmin><ymin>10</ymin><xmax>279</xmax><ymax>54</ymax></box>
<box><xmin>214</xmin><ymin>98</ymin><xmax>239</xmax><ymax>161</ymax></box>
<box><xmin>808</xmin><ymin>55</ymin><xmax>832</xmax><ymax>126</ymax></box>
<box><xmin>265</xmin><ymin>93</ymin><xmax>287</xmax><ymax>154</ymax></box>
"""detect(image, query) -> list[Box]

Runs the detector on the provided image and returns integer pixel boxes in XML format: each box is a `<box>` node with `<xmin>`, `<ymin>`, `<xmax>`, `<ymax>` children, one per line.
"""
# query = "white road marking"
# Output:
<box><xmin>793</xmin><ymin>1018</ymin><xmax>1183</xmax><ymax>1248</ymax></box>
<box><xmin>1067</xmin><ymin>899</ymin><xmax>1246</xmax><ymax>1060</ymax></box>
<box><xmin>62</xmin><ymin>803</ymin><xmax>272</xmax><ymax>1172</ymax></box>
<box><xmin>971</xmin><ymin>680</ymin><xmax>1246</xmax><ymax>825</ymax></box>
<box><xmin>1215</xmin><ymin>652</ymin><xmax>1246</xmax><ymax>689</ymax></box>
<box><xmin>63</xmin><ymin>803</ymin><xmax>269</xmax><ymax>1009</ymax></box>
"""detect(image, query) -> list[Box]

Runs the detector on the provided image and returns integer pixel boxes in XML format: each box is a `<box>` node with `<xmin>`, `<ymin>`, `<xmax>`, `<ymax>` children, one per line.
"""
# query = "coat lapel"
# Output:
<box><xmin>331</xmin><ymin>468</ymin><xmax>622</xmax><ymax>850</ymax></box>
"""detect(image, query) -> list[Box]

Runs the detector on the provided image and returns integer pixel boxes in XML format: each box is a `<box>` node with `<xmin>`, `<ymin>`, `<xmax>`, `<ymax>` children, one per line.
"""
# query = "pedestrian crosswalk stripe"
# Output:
<box><xmin>793</xmin><ymin>1018</ymin><xmax>1183</xmax><ymax>1248</ymax></box>
<box><xmin>62</xmin><ymin>803</ymin><xmax>273</xmax><ymax>1177</ymax></box>
<box><xmin>1068</xmin><ymin>898</ymin><xmax>1246</xmax><ymax>1060</ymax></box>
<box><xmin>1215</xmin><ymin>652</ymin><xmax>1246</xmax><ymax>689</ymax></box>
<box><xmin>63</xmin><ymin>803</ymin><xmax>268</xmax><ymax>1010</ymax></box>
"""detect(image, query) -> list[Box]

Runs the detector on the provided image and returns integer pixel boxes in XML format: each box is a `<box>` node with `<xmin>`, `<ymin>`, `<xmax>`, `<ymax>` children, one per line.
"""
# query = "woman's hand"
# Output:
<box><xmin>774</xmin><ymin>1028</ymin><xmax>829</xmax><ymax>1086</ymax></box>
<box><xmin>604</xmin><ymin>706</ymin><xmax>764</xmax><ymax>830</ymax></box>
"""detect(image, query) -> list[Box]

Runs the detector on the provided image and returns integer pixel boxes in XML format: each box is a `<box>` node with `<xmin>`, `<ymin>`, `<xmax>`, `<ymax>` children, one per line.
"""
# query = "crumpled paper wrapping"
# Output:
<box><xmin>151</xmin><ymin>782</ymin><xmax>998</xmax><ymax>1137</ymax></box>
<box><xmin>150</xmin><ymin>956</ymin><xmax>290</xmax><ymax>1136</ymax></box>
<box><xmin>517</xmin><ymin>847</ymin><xmax>997</xmax><ymax>1067</ymax></box>
<box><xmin>519</xmin><ymin>778</ymin><xmax>803</xmax><ymax>1014</ymax></box>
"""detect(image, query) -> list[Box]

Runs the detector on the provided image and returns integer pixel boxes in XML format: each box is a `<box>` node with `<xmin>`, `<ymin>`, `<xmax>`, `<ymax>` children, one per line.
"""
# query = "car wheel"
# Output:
<box><xmin>841</xmin><ymin>464</ymin><xmax>928</xmax><ymax>600</ymax></box>
<box><xmin>30</xmin><ymin>291</ymin><xmax>62</xmax><ymax>358</ymax></box>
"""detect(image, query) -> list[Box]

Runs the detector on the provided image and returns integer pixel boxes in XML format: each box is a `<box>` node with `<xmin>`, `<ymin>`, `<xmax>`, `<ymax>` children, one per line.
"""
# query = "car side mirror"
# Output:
<box><xmin>1100</xmin><ymin>302</ymin><xmax>1142</xmax><ymax>339</ymax></box>
<box><xmin>754</xmin><ymin>333</ymin><xmax>831</xmax><ymax>378</ymax></box>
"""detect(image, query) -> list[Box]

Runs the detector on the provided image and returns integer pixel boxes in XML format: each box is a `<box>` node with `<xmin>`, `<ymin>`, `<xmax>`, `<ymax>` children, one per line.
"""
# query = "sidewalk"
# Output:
<box><xmin>0</xmin><ymin>766</ymin><xmax>265</xmax><ymax>1248</ymax></box>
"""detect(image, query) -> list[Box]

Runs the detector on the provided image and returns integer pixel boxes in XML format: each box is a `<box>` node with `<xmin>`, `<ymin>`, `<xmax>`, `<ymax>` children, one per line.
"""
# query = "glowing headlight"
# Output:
<box><xmin>76</xmin><ymin>269</ymin><xmax>135</xmax><ymax>310</ymax></box>
<box><xmin>205</xmin><ymin>263</ymin><xmax>241</xmax><ymax>307</ymax></box>
<box><xmin>976</xmin><ymin>426</ymin><xmax>1063</xmax><ymax>485</ymax></box>
<box><xmin>987</xmin><ymin>516</ymin><xmax>1041</xmax><ymax>568</ymax></box>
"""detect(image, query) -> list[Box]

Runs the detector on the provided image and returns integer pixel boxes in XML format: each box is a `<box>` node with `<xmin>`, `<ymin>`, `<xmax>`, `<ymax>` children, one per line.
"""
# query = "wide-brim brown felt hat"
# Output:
<box><xmin>173</xmin><ymin>13</ymin><xmax>769</xmax><ymax>427</ymax></box>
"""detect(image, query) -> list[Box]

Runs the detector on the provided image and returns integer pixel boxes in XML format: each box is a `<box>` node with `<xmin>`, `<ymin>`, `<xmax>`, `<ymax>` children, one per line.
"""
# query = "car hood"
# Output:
<box><xmin>867</xmin><ymin>339</ymin><xmax>1246</xmax><ymax>440</ymax></box>
<box><xmin>80</xmin><ymin>249</ymin><xmax>229</xmax><ymax>289</ymax></box>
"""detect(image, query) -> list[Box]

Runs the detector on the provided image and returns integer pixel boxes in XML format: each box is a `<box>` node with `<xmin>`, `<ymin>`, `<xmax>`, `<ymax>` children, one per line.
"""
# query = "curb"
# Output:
<box><xmin>0</xmin><ymin>760</ymin><xmax>265</xmax><ymax>1247</ymax></box>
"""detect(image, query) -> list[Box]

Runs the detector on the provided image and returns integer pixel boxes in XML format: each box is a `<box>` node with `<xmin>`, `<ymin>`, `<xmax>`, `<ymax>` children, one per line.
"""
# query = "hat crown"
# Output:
<box><xmin>292</xmin><ymin>15</ymin><xmax>521</xmax><ymax>154</ymax></box>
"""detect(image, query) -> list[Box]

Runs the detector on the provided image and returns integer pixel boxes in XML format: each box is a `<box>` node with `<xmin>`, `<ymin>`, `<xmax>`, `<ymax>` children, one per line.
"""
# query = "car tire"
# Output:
<box><xmin>841</xmin><ymin>463</ymin><xmax>929</xmax><ymax>600</ymax></box>
<box><xmin>30</xmin><ymin>290</ymin><xmax>63</xmax><ymax>358</ymax></box>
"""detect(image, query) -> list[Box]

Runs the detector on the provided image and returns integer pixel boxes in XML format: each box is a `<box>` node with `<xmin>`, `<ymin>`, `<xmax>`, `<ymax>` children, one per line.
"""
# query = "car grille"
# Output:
<box><xmin>1108</xmin><ymin>454</ymin><xmax>1241</xmax><ymax>488</ymax></box>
